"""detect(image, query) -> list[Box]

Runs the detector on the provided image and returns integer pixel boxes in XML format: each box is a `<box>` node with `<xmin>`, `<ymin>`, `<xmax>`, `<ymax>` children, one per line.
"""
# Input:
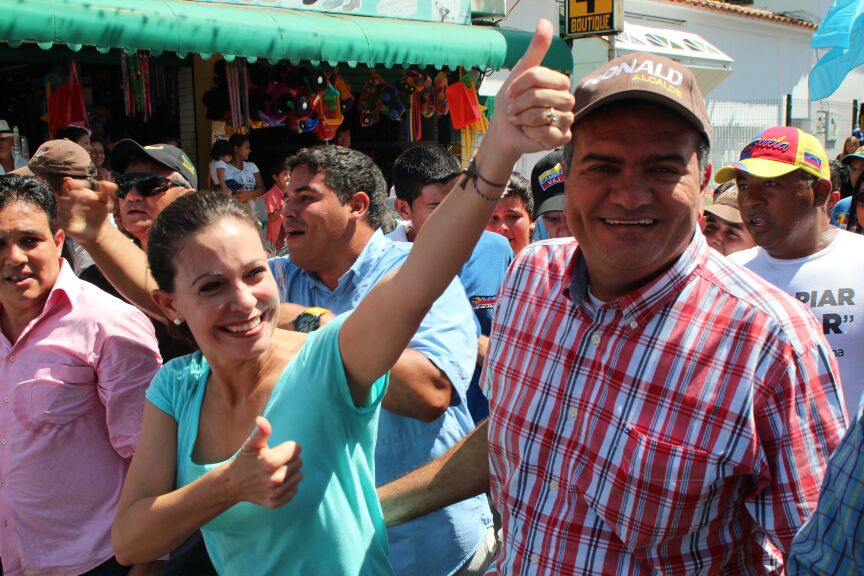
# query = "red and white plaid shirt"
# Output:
<box><xmin>484</xmin><ymin>232</ymin><xmax>847</xmax><ymax>575</ymax></box>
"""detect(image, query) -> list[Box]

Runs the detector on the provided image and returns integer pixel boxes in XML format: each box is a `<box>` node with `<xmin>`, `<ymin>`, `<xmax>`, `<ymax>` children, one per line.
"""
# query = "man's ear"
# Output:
<box><xmin>348</xmin><ymin>191</ymin><xmax>370</xmax><ymax>219</ymax></box>
<box><xmin>53</xmin><ymin>229</ymin><xmax>65</xmax><ymax>255</ymax></box>
<box><xmin>394</xmin><ymin>198</ymin><xmax>413</xmax><ymax>221</ymax></box>
<box><xmin>151</xmin><ymin>290</ymin><xmax>180</xmax><ymax>325</ymax></box>
<box><xmin>813</xmin><ymin>178</ymin><xmax>833</xmax><ymax>207</ymax></box>
<box><xmin>700</xmin><ymin>163</ymin><xmax>714</xmax><ymax>213</ymax></box>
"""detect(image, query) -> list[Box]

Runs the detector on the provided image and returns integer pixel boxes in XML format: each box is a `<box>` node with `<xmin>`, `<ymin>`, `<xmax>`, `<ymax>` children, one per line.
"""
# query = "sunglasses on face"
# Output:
<box><xmin>116</xmin><ymin>173</ymin><xmax>186</xmax><ymax>199</ymax></box>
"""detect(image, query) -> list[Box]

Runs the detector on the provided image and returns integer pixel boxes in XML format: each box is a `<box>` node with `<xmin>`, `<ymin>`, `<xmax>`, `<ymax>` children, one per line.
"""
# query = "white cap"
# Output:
<box><xmin>0</xmin><ymin>120</ymin><xmax>13</xmax><ymax>138</ymax></box>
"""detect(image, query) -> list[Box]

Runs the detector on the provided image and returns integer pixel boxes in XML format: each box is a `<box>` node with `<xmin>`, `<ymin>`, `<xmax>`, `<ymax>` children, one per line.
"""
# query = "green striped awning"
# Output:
<box><xmin>0</xmin><ymin>0</ymin><xmax>573</xmax><ymax>71</ymax></box>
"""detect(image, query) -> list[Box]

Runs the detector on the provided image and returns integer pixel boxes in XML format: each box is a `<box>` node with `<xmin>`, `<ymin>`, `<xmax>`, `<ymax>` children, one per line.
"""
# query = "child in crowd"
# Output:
<box><xmin>485</xmin><ymin>173</ymin><xmax>534</xmax><ymax>254</ymax></box>
<box><xmin>208</xmin><ymin>140</ymin><xmax>233</xmax><ymax>193</ymax></box>
<box><xmin>265</xmin><ymin>158</ymin><xmax>289</xmax><ymax>253</ymax></box>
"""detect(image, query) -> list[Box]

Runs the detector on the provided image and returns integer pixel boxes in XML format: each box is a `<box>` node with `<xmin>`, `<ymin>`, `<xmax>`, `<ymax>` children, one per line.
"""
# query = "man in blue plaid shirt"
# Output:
<box><xmin>787</xmin><ymin>415</ymin><xmax>864</xmax><ymax>573</ymax></box>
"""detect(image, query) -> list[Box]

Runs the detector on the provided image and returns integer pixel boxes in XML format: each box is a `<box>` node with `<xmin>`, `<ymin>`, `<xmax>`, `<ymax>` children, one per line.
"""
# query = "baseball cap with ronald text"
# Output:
<box><xmin>715</xmin><ymin>126</ymin><xmax>830</xmax><ymax>184</ymax></box>
<box><xmin>572</xmin><ymin>52</ymin><xmax>711</xmax><ymax>142</ymax></box>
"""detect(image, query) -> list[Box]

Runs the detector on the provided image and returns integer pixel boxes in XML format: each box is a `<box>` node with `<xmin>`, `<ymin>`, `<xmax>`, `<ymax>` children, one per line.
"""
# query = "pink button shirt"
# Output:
<box><xmin>0</xmin><ymin>261</ymin><xmax>161</xmax><ymax>576</ymax></box>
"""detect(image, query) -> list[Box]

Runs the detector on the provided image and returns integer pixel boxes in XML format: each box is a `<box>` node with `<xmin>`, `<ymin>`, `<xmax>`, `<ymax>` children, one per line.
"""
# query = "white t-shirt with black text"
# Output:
<box><xmin>730</xmin><ymin>229</ymin><xmax>864</xmax><ymax>419</ymax></box>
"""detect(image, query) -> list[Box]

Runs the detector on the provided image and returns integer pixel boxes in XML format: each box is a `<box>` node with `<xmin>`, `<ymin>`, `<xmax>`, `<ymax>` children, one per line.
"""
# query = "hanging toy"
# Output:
<box><xmin>259</xmin><ymin>82</ymin><xmax>288</xmax><ymax>126</ymax></box>
<box><xmin>314</xmin><ymin>81</ymin><xmax>344</xmax><ymax>141</ymax></box>
<box><xmin>446</xmin><ymin>70</ymin><xmax>481</xmax><ymax>129</ymax></box>
<box><xmin>301</xmin><ymin>68</ymin><xmax>328</xmax><ymax>94</ymax></box>
<box><xmin>380</xmin><ymin>82</ymin><xmax>406</xmax><ymax>121</ymax></box>
<box><xmin>420</xmin><ymin>75</ymin><xmax>435</xmax><ymax>118</ymax></box>
<box><xmin>331</xmin><ymin>72</ymin><xmax>355</xmax><ymax>115</ymax></box>
<box><xmin>359</xmin><ymin>72</ymin><xmax>385</xmax><ymax>127</ymax></box>
<box><xmin>433</xmin><ymin>71</ymin><xmax>449</xmax><ymax>116</ymax></box>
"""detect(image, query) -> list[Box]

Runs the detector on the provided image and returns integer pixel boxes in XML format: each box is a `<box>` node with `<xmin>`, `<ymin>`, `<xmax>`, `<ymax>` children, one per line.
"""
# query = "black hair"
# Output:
<box><xmin>271</xmin><ymin>157</ymin><xmax>291</xmax><ymax>178</ymax></box>
<box><xmin>58</xmin><ymin>125</ymin><xmax>90</xmax><ymax>145</ymax></box>
<box><xmin>287</xmin><ymin>145</ymin><xmax>388</xmax><ymax>231</ymax></box>
<box><xmin>228</xmin><ymin>133</ymin><xmax>250</xmax><ymax>150</ymax></box>
<box><xmin>90</xmin><ymin>136</ymin><xmax>109</xmax><ymax>152</ymax></box>
<box><xmin>0</xmin><ymin>174</ymin><xmax>58</xmax><ymax>232</ymax></box>
<box><xmin>391</xmin><ymin>144</ymin><xmax>461</xmax><ymax>205</ymax></box>
<box><xmin>829</xmin><ymin>160</ymin><xmax>854</xmax><ymax>199</ymax></box>
<box><xmin>502</xmin><ymin>173</ymin><xmax>534</xmax><ymax>217</ymax></box>
<box><xmin>210</xmin><ymin>139</ymin><xmax>233</xmax><ymax>161</ymax></box>
<box><xmin>147</xmin><ymin>191</ymin><xmax>258</xmax><ymax>293</ymax></box>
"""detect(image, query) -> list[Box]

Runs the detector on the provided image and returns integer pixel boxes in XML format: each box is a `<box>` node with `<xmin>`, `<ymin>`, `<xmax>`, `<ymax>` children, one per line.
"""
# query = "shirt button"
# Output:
<box><xmin>530</xmin><ymin>553</ymin><xmax>540</xmax><ymax>564</ymax></box>
<box><xmin>590</xmin><ymin>334</ymin><xmax>600</xmax><ymax>345</ymax></box>
<box><xmin>568</xmin><ymin>406</ymin><xmax>577</xmax><ymax>418</ymax></box>
<box><xmin>0</xmin><ymin>438</ymin><xmax>6</xmax><ymax>445</ymax></box>
<box><xmin>549</xmin><ymin>480</ymin><xmax>559</xmax><ymax>491</ymax></box>
<box><xmin>0</xmin><ymin>480</ymin><xmax>5</xmax><ymax>487</ymax></box>
<box><xmin>3</xmin><ymin>397</ymin><xmax>9</xmax><ymax>404</ymax></box>
<box><xmin>629</xmin><ymin>320</ymin><xmax>638</xmax><ymax>329</ymax></box>
<box><xmin>8</xmin><ymin>355</ymin><xmax>14</xmax><ymax>362</ymax></box>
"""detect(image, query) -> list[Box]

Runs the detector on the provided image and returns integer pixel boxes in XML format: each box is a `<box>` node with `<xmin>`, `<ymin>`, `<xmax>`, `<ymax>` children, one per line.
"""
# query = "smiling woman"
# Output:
<box><xmin>111</xmin><ymin>192</ymin><xmax>394</xmax><ymax>575</ymax></box>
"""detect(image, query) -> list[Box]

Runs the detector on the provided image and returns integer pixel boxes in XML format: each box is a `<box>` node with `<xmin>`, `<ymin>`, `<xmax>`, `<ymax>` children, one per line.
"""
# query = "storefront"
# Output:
<box><xmin>1</xmin><ymin>0</ymin><xmax>572</xmax><ymax>182</ymax></box>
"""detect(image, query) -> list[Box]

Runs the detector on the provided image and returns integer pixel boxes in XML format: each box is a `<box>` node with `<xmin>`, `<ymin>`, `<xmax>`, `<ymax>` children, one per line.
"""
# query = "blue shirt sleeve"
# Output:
<box><xmin>298</xmin><ymin>312</ymin><xmax>388</xmax><ymax>413</ymax></box>
<box><xmin>787</xmin><ymin>414</ymin><xmax>864</xmax><ymax>573</ymax></box>
<box><xmin>145</xmin><ymin>354</ymin><xmax>202</xmax><ymax>420</ymax></box>
<box><xmin>407</xmin><ymin>276</ymin><xmax>478</xmax><ymax>399</ymax></box>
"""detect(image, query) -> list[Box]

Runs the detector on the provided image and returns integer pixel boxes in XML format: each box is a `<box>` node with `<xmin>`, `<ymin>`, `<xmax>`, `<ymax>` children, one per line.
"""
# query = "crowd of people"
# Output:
<box><xmin>2</xmin><ymin>17</ymin><xmax>864</xmax><ymax>576</ymax></box>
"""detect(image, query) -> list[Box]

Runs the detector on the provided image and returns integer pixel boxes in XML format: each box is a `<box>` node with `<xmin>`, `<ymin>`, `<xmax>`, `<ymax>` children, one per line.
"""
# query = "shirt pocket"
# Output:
<box><xmin>582</xmin><ymin>421</ymin><xmax>731</xmax><ymax>553</ymax></box>
<box><xmin>13</xmin><ymin>364</ymin><xmax>97</xmax><ymax>426</ymax></box>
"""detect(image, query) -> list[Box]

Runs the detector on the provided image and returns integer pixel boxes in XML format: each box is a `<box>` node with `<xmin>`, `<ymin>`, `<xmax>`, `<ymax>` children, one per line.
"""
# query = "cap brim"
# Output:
<box><xmin>714</xmin><ymin>158</ymin><xmax>799</xmax><ymax>184</ymax></box>
<box><xmin>842</xmin><ymin>153</ymin><xmax>864</xmax><ymax>165</ymax></box>
<box><xmin>10</xmin><ymin>165</ymin><xmax>33</xmax><ymax>176</ymax></box>
<box><xmin>704</xmin><ymin>203</ymin><xmax>742</xmax><ymax>224</ymax></box>
<box><xmin>535</xmin><ymin>194</ymin><xmax>565</xmax><ymax>218</ymax></box>
<box><xmin>573</xmin><ymin>89</ymin><xmax>711</xmax><ymax>143</ymax></box>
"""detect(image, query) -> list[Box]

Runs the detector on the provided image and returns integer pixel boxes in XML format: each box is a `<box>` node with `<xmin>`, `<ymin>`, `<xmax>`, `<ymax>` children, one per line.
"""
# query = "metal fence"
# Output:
<box><xmin>705</xmin><ymin>97</ymin><xmax>859</xmax><ymax>176</ymax></box>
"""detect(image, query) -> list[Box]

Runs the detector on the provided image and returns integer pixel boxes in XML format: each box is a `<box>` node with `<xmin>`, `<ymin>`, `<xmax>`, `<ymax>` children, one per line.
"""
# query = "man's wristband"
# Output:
<box><xmin>293</xmin><ymin>307</ymin><xmax>332</xmax><ymax>333</ymax></box>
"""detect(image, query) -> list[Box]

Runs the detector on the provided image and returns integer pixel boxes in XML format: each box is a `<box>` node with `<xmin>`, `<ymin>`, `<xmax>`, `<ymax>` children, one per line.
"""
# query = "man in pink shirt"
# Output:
<box><xmin>0</xmin><ymin>174</ymin><xmax>162</xmax><ymax>575</ymax></box>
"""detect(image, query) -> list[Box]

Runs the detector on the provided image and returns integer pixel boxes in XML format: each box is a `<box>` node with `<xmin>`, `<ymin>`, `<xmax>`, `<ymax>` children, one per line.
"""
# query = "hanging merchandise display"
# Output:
<box><xmin>396</xmin><ymin>69</ymin><xmax>427</xmax><ymax>142</ymax></box>
<box><xmin>314</xmin><ymin>81</ymin><xmax>344</xmax><ymax>141</ymax></box>
<box><xmin>331</xmin><ymin>71</ymin><xmax>355</xmax><ymax>116</ymax></box>
<box><xmin>380</xmin><ymin>83</ymin><xmax>405</xmax><ymax>122</ymax></box>
<box><xmin>446</xmin><ymin>71</ymin><xmax>487</xmax><ymax>158</ymax></box>
<box><xmin>120</xmin><ymin>51</ymin><xmax>164</xmax><ymax>122</ymax></box>
<box><xmin>433</xmin><ymin>71</ymin><xmax>449</xmax><ymax>117</ymax></box>
<box><xmin>225</xmin><ymin>60</ymin><xmax>251</xmax><ymax>134</ymax></box>
<box><xmin>446</xmin><ymin>71</ymin><xmax>480</xmax><ymax>129</ymax></box>
<box><xmin>359</xmin><ymin>72</ymin><xmax>385</xmax><ymax>127</ymax></box>
<box><xmin>136</xmin><ymin>53</ymin><xmax>149</xmax><ymax>120</ymax></box>
<box><xmin>47</xmin><ymin>61</ymin><xmax>89</xmax><ymax>135</ymax></box>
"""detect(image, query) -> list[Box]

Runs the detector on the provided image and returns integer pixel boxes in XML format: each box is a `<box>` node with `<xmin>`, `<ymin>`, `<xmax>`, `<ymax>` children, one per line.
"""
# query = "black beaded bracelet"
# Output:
<box><xmin>458</xmin><ymin>157</ymin><xmax>508</xmax><ymax>201</ymax></box>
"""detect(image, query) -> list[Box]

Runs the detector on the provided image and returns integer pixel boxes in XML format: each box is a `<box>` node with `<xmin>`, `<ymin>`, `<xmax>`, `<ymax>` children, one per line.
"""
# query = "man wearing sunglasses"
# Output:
<box><xmin>76</xmin><ymin>140</ymin><xmax>200</xmax><ymax>364</ymax></box>
<box><xmin>109</xmin><ymin>140</ymin><xmax>197</xmax><ymax>252</ymax></box>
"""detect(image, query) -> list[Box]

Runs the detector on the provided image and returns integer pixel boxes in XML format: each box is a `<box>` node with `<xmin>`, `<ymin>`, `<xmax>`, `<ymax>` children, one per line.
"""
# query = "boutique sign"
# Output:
<box><xmin>563</xmin><ymin>0</ymin><xmax>622</xmax><ymax>39</ymax></box>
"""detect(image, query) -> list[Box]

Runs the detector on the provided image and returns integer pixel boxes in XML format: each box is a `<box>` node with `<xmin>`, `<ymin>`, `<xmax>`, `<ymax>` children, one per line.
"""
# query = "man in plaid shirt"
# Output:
<box><xmin>381</xmin><ymin>50</ymin><xmax>847</xmax><ymax>574</ymax></box>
